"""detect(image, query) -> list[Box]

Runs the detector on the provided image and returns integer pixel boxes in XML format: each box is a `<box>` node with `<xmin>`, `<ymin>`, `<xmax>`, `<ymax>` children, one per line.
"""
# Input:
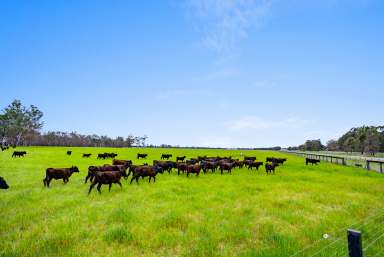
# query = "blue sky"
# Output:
<box><xmin>1</xmin><ymin>0</ymin><xmax>383</xmax><ymax>148</ymax></box>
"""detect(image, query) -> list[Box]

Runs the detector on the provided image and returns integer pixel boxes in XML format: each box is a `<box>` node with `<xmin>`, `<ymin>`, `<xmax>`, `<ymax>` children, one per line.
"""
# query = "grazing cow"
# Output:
<box><xmin>234</xmin><ymin>160</ymin><xmax>244</xmax><ymax>168</ymax></box>
<box><xmin>130</xmin><ymin>165</ymin><xmax>163</xmax><ymax>184</ymax></box>
<box><xmin>161</xmin><ymin>154</ymin><xmax>172</xmax><ymax>160</ymax></box>
<box><xmin>85</xmin><ymin>165</ymin><xmax>128</xmax><ymax>183</ymax></box>
<box><xmin>176</xmin><ymin>156</ymin><xmax>186</xmax><ymax>162</ymax></box>
<box><xmin>248</xmin><ymin>161</ymin><xmax>264</xmax><ymax>170</ymax></box>
<box><xmin>1</xmin><ymin>146</ymin><xmax>9</xmax><ymax>151</ymax></box>
<box><xmin>112</xmin><ymin>159</ymin><xmax>132</xmax><ymax>166</ymax></box>
<box><xmin>306</xmin><ymin>158</ymin><xmax>320</xmax><ymax>165</ymax></box>
<box><xmin>88</xmin><ymin>170</ymin><xmax>126</xmax><ymax>194</ymax></box>
<box><xmin>67</xmin><ymin>150</ymin><xmax>72</xmax><ymax>156</ymax></box>
<box><xmin>137</xmin><ymin>153</ymin><xmax>148</xmax><ymax>159</ymax></box>
<box><xmin>200</xmin><ymin>160</ymin><xmax>218</xmax><ymax>173</ymax></box>
<box><xmin>244</xmin><ymin>156</ymin><xmax>256</xmax><ymax>161</ymax></box>
<box><xmin>265</xmin><ymin>163</ymin><xmax>278</xmax><ymax>175</ymax></box>
<box><xmin>266</xmin><ymin>157</ymin><xmax>286</xmax><ymax>165</ymax></box>
<box><xmin>43</xmin><ymin>166</ymin><xmax>80</xmax><ymax>187</ymax></box>
<box><xmin>12</xmin><ymin>151</ymin><xmax>27</xmax><ymax>157</ymax></box>
<box><xmin>219</xmin><ymin>162</ymin><xmax>235</xmax><ymax>174</ymax></box>
<box><xmin>0</xmin><ymin>176</ymin><xmax>9</xmax><ymax>189</ymax></box>
<box><xmin>177</xmin><ymin>162</ymin><xmax>188</xmax><ymax>175</ymax></box>
<box><xmin>82</xmin><ymin>153</ymin><xmax>92</xmax><ymax>158</ymax></box>
<box><xmin>187</xmin><ymin>164</ymin><xmax>201</xmax><ymax>177</ymax></box>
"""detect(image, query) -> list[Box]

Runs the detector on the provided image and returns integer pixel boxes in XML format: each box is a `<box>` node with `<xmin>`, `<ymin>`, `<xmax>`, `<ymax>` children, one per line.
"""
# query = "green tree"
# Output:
<box><xmin>0</xmin><ymin>100</ymin><xmax>43</xmax><ymax>146</ymax></box>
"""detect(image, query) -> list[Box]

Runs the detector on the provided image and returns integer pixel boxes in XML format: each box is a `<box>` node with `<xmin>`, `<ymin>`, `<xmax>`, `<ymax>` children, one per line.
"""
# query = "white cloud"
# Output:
<box><xmin>225</xmin><ymin>116</ymin><xmax>313</xmax><ymax>130</ymax></box>
<box><xmin>185</xmin><ymin>0</ymin><xmax>273</xmax><ymax>54</ymax></box>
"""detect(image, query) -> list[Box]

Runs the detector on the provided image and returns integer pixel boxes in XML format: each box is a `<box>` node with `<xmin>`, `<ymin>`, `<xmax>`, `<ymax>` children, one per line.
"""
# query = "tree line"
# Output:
<box><xmin>288</xmin><ymin>126</ymin><xmax>384</xmax><ymax>155</ymax></box>
<box><xmin>0</xmin><ymin>100</ymin><xmax>147</xmax><ymax>148</ymax></box>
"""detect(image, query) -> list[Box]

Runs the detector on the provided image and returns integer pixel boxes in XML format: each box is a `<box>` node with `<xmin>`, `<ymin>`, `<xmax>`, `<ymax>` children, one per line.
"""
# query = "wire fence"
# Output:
<box><xmin>289</xmin><ymin>210</ymin><xmax>384</xmax><ymax>257</ymax></box>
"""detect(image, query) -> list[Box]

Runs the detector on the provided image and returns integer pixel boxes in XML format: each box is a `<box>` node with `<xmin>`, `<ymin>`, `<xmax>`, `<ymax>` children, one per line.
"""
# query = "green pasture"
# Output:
<box><xmin>0</xmin><ymin>147</ymin><xmax>383</xmax><ymax>257</ymax></box>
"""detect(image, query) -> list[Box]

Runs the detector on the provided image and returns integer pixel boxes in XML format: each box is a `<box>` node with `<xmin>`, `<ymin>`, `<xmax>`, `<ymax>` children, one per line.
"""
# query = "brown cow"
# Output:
<box><xmin>82</xmin><ymin>153</ymin><xmax>92</xmax><ymax>158</ymax></box>
<box><xmin>130</xmin><ymin>165</ymin><xmax>163</xmax><ymax>184</ymax></box>
<box><xmin>85</xmin><ymin>165</ymin><xmax>127</xmax><ymax>183</ymax></box>
<box><xmin>43</xmin><ymin>166</ymin><xmax>80</xmax><ymax>187</ymax></box>
<box><xmin>265</xmin><ymin>162</ymin><xmax>278</xmax><ymax>175</ymax></box>
<box><xmin>88</xmin><ymin>170</ymin><xmax>125</xmax><ymax>194</ymax></box>
<box><xmin>219</xmin><ymin>162</ymin><xmax>235</xmax><ymax>174</ymax></box>
<box><xmin>112</xmin><ymin>159</ymin><xmax>132</xmax><ymax>166</ymax></box>
<box><xmin>187</xmin><ymin>164</ymin><xmax>201</xmax><ymax>177</ymax></box>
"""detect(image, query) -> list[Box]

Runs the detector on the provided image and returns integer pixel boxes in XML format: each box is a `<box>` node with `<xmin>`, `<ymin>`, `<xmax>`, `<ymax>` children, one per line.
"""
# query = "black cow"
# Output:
<box><xmin>82</xmin><ymin>153</ymin><xmax>92</xmax><ymax>158</ymax></box>
<box><xmin>306</xmin><ymin>158</ymin><xmax>320</xmax><ymax>165</ymax></box>
<box><xmin>176</xmin><ymin>156</ymin><xmax>186</xmax><ymax>162</ymax></box>
<box><xmin>43</xmin><ymin>166</ymin><xmax>80</xmax><ymax>187</ymax></box>
<box><xmin>137</xmin><ymin>153</ymin><xmax>148</xmax><ymax>159</ymax></box>
<box><xmin>219</xmin><ymin>162</ymin><xmax>235</xmax><ymax>174</ymax></box>
<box><xmin>177</xmin><ymin>162</ymin><xmax>188</xmax><ymax>175</ymax></box>
<box><xmin>161</xmin><ymin>154</ymin><xmax>172</xmax><ymax>160</ymax></box>
<box><xmin>67</xmin><ymin>151</ymin><xmax>72</xmax><ymax>156</ymax></box>
<box><xmin>200</xmin><ymin>160</ymin><xmax>218</xmax><ymax>173</ymax></box>
<box><xmin>0</xmin><ymin>176</ymin><xmax>9</xmax><ymax>189</ymax></box>
<box><xmin>12</xmin><ymin>151</ymin><xmax>27</xmax><ymax>157</ymax></box>
<box><xmin>248</xmin><ymin>161</ymin><xmax>264</xmax><ymax>170</ymax></box>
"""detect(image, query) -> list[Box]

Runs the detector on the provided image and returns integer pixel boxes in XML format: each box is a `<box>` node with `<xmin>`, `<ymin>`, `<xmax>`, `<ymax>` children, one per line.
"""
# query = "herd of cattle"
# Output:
<box><xmin>0</xmin><ymin>150</ymin><xmax>294</xmax><ymax>193</ymax></box>
<box><xmin>0</xmin><ymin>149</ymin><xmax>327</xmax><ymax>193</ymax></box>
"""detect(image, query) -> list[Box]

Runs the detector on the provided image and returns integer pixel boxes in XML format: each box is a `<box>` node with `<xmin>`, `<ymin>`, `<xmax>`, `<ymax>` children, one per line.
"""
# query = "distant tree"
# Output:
<box><xmin>326</xmin><ymin>139</ymin><xmax>339</xmax><ymax>151</ymax></box>
<box><xmin>364</xmin><ymin>129</ymin><xmax>381</xmax><ymax>155</ymax></box>
<box><xmin>343</xmin><ymin>137</ymin><xmax>358</xmax><ymax>153</ymax></box>
<box><xmin>0</xmin><ymin>100</ymin><xmax>43</xmax><ymax>146</ymax></box>
<box><xmin>299</xmin><ymin>139</ymin><xmax>325</xmax><ymax>151</ymax></box>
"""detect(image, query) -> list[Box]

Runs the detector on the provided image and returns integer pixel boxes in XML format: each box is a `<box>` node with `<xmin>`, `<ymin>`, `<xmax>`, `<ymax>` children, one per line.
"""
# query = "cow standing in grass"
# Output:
<box><xmin>176</xmin><ymin>156</ymin><xmax>186</xmax><ymax>162</ymax></box>
<box><xmin>43</xmin><ymin>166</ymin><xmax>80</xmax><ymax>187</ymax></box>
<box><xmin>265</xmin><ymin>163</ymin><xmax>278</xmax><ymax>175</ymax></box>
<box><xmin>306</xmin><ymin>158</ymin><xmax>320</xmax><ymax>165</ymax></box>
<box><xmin>130</xmin><ymin>165</ymin><xmax>163</xmax><ymax>184</ymax></box>
<box><xmin>187</xmin><ymin>164</ymin><xmax>201</xmax><ymax>177</ymax></box>
<box><xmin>248</xmin><ymin>161</ymin><xmax>264</xmax><ymax>171</ymax></box>
<box><xmin>137</xmin><ymin>153</ymin><xmax>148</xmax><ymax>159</ymax></box>
<box><xmin>88</xmin><ymin>170</ymin><xmax>126</xmax><ymax>194</ymax></box>
<box><xmin>82</xmin><ymin>153</ymin><xmax>92</xmax><ymax>158</ymax></box>
<box><xmin>12</xmin><ymin>151</ymin><xmax>27</xmax><ymax>157</ymax></box>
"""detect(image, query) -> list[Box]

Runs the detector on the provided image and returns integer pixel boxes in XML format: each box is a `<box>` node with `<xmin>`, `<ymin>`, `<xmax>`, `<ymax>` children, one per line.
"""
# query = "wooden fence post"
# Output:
<box><xmin>366</xmin><ymin>161</ymin><xmax>370</xmax><ymax>171</ymax></box>
<box><xmin>347</xmin><ymin>229</ymin><xmax>363</xmax><ymax>257</ymax></box>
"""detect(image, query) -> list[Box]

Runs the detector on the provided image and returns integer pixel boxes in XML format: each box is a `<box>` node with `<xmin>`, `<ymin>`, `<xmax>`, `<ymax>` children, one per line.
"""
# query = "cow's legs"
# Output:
<box><xmin>97</xmin><ymin>183</ymin><xmax>102</xmax><ymax>193</ymax></box>
<box><xmin>88</xmin><ymin>181</ymin><xmax>97</xmax><ymax>194</ymax></box>
<box><xmin>109</xmin><ymin>183</ymin><xmax>112</xmax><ymax>192</ymax></box>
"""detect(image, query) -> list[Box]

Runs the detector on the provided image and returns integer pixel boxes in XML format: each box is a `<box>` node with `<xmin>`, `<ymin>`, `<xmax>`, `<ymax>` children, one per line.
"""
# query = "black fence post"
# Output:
<box><xmin>347</xmin><ymin>229</ymin><xmax>363</xmax><ymax>257</ymax></box>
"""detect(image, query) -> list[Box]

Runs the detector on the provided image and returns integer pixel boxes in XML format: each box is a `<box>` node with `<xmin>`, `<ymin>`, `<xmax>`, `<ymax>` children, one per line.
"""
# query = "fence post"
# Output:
<box><xmin>380</xmin><ymin>163</ymin><xmax>383</xmax><ymax>174</ymax></box>
<box><xmin>347</xmin><ymin>229</ymin><xmax>363</xmax><ymax>257</ymax></box>
<box><xmin>366</xmin><ymin>161</ymin><xmax>370</xmax><ymax>171</ymax></box>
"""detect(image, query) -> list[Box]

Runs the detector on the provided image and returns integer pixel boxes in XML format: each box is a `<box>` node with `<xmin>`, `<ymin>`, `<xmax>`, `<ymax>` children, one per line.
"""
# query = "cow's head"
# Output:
<box><xmin>0</xmin><ymin>176</ymin><xmax>9</xmax><ymax>189</ymax></box>
<box><xmin>71</xmin><ymin>166</ymin><xmax>80</xmax><ymax>173</ymax></box>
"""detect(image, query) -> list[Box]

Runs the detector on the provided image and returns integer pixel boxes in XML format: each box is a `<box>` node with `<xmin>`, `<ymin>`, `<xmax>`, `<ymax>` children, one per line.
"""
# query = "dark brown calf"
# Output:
<box><xmin>43</xmin><ymin>166</ymin><xmax>80</xmax><ymax>187</ymax></box>
<box><xmin>248</xmin><ymin>161</ymin><xmax>264</xmax><ymax>170</ymax></box>
<box><xmin>85</xmin><ymin>165</ymin><xmax>127</xmax><ymax>183</ymax></box>
<box><xmin>130</xmin><ymin>165</ymin><xmax>163</xmax><ymax>184</ymax></box>
<box><xmin>265</xmin><ymin>163</ymin><xmax>278</xmax><ymax>175</ymax></box>
<box><xmin>82</xmin><ymin>153</ymin><xmax>92</xmax><ymax>158</ymax></box>
<box><xmin>187</xmin><ymin>164</ymin><xmax>201</xmax><ymax>177</ymax></box>
<box><xmin>88</xmin><ymin>170</ymin><xmax>125</xmax><ymax>194</ymax></box>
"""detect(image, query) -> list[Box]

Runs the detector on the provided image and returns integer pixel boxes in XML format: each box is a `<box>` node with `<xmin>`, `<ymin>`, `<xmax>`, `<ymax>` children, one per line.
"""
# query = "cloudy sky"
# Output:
<box><xmin>1</xmin><ymin>0</ymin><xmax>383</xmax><ymax>148</ymax></box>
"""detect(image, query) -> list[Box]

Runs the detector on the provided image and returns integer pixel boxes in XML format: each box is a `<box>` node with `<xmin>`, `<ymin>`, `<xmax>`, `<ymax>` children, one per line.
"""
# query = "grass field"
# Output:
<box><xmin>1</xmin><ymin>147</ymin><xmax>384</xmax><ymax>257</ymax></box>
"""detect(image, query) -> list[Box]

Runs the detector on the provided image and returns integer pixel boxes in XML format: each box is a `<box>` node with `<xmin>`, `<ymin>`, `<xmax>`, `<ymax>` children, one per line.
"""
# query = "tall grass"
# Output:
<box><xmin>0</xmin><ymin>147</ymin><xmax>383</xmax><ymax>256</ymax></box>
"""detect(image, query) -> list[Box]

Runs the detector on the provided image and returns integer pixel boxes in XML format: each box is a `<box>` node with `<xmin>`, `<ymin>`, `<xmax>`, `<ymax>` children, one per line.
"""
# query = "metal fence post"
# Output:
<box><xmin>347</xmin><ymin>229</ymin><xmax>363</xmax><ymax>257</ymax></box>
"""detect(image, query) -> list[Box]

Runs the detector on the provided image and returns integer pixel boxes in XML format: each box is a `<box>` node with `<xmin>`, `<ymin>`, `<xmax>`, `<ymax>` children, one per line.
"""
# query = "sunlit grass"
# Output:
<box><xmin>0</xmin><ymin>147</ymin><xmax>383</xmax><ymax>256</ymax></box>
